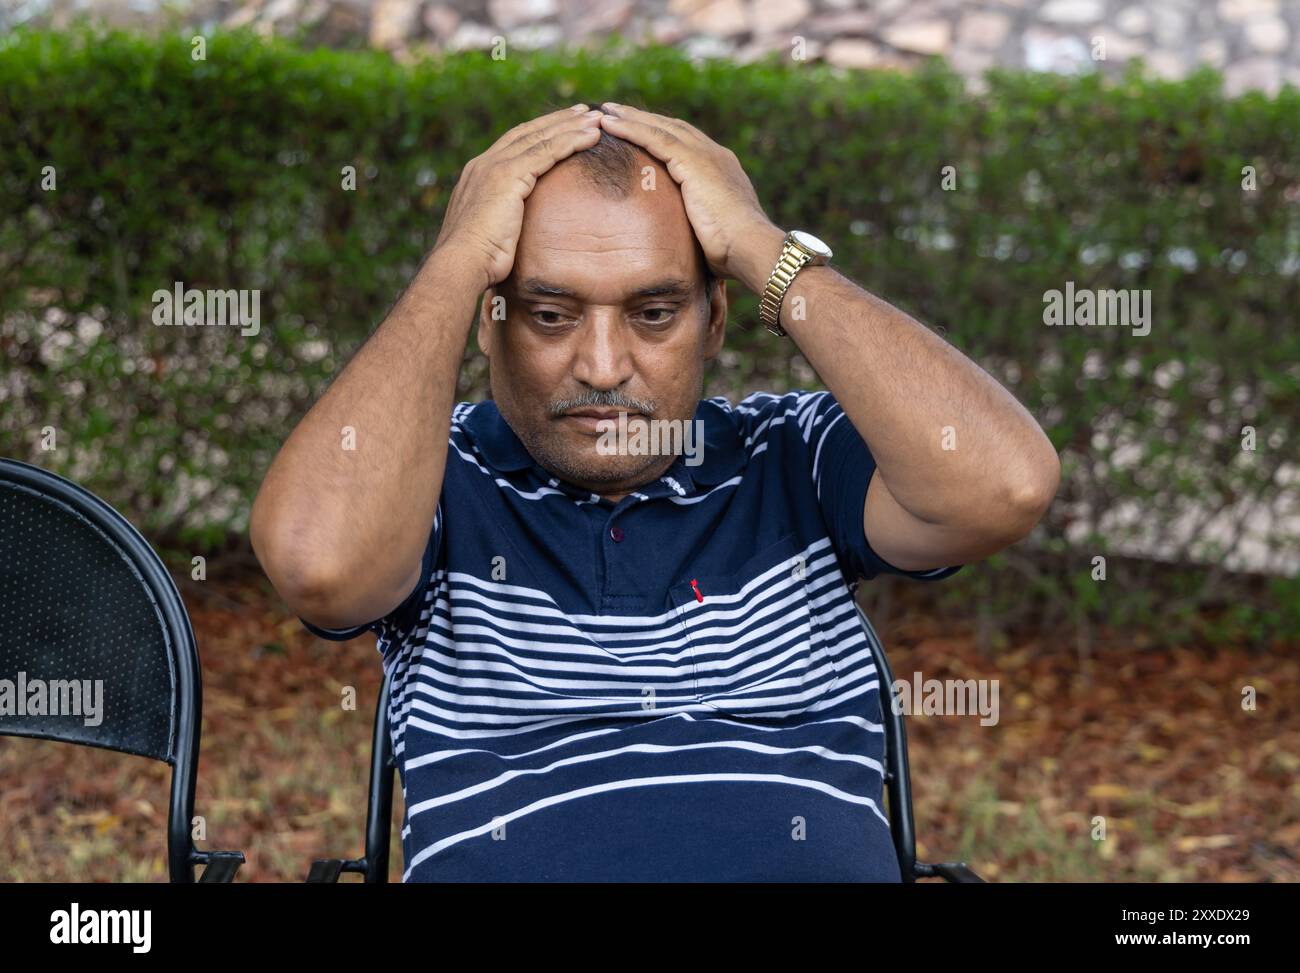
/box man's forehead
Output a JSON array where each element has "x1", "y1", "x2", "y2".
[
  {"x1": 513, "y1": 274, "x2": 697, "y2": 302},
  {"x1": 523, "y1": 157, "x2": 693, "y2": 234},
  {"x1": 512, "y1": 194, "x2": 700, "y2": 298}
]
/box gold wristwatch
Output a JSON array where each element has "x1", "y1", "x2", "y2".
[{"x1": 758, "y1": 230, "x2": 833, "y2": 337}]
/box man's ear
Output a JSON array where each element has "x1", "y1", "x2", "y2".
[
  {"x1": 703, "y1": 277, "x2": 728, "y2": 362},
  {"x1": 477, "y1": 285, "x2": 497, "y2": 359}
]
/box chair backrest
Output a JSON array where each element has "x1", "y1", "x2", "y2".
[
  {"x1": 355, "y1": 606, "x2": 919, "y2": 883},
  {"x1": 0, "y1": 458, "x2": 204, "y2": 882},
  {"x1": 361, "y1": 663, "x2": 397, "y2": 883},
  {"x1": 854, "y1": 603, "x2": 919, "y2": 883}
]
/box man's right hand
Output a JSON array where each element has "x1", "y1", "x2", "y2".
[{"x1": 435, "y1": 104, "x2": 605, "y2": 289}]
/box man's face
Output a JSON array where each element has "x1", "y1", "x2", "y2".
[{"x1": 478, "y1": 150, "x2": 727, "y2": 499}]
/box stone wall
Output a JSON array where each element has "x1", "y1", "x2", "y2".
[{"x1": 3, "y1": 0, "x2": 1297, "y2": 94}]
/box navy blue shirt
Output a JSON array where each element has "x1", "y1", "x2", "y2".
[{"x1": 306, "y1": 390, "x2": 959, "y2": 881}]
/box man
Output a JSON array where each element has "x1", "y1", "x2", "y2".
[{"x1": 250, "y1": 102, "x2": 1060, "y2": 881}]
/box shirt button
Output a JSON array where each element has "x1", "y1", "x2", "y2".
[{"x1": 609, "y1": 526, "x2": 625, "y2": 542}]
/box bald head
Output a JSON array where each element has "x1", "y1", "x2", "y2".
[{"x1": 540, "y1": 123, "x2": 716, "y2": 301}]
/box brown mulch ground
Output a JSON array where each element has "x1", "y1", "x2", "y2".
[{"x1": 1, "y1": 567, "x2": 1295, "y2": 882}]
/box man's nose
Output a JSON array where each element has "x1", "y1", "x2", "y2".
[{"x1": 571, "y1": 314, "x2": 635, "y2": 390}]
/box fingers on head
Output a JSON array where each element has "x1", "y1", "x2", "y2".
[
  {"x1": 494, "y1": 105, "x2": 585, "y2": 151},
  {"x1": 502, "y1": 111, "x2": 597, "y2": 156},
  {"x1": 517, "y1": 125, "x2": 602, "y2": 173}
]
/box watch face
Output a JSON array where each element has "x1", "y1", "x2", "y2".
[{"x1": 791, "y1": 230, "x2": 832, "y2": 258}]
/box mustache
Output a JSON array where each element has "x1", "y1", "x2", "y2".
[{"x1": 549, "y1": 390, "x2": 656, "y2": 416}]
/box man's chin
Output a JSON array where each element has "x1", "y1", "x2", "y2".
[{"x1": 540, "y1": 451, "x2": 665, "y2": 493}]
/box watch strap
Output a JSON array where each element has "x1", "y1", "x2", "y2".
[{"x1": 758, "y1": 235, "x2": 814, "y2": 337}]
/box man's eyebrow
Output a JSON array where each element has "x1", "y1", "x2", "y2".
[{"x1": 516, "y1": 277, "x2": 696, "y2": 301}]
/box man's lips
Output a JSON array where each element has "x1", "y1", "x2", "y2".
[
  {"x1": 559, "y1": 409, "x2": 646, "y2": 435},
  {"x1": 562, "y1": 408, "x2": 641, "y2": 420}
]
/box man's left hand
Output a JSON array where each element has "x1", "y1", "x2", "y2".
[{"x1": 597, "y1": 103, "x2": 780, "y2": 285}]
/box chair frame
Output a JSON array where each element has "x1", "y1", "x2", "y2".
[
  {"x1": 306, "y1": 664, "x2": 395, "y2": 883},
  {"x1": 855, "y1": 604, "x2": 984, "y2": 883},
  {"x1": 309, "y1": 605, "x2": 983, "y2": 883},
  {"x1": 0, "y1": 458, "x2": 244, "y2": 883}
]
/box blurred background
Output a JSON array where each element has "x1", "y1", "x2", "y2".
[{"x1": 0, "y1": 0, "x2": 1296, "y2": 881}]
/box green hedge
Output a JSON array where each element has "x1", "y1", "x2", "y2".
[{"x1": 1, "y1": 28, "x2": 1297, "y2": 647}]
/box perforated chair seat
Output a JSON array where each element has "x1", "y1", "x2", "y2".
[{"x1": 1, "y1": 481, "x2": 175, "y2": 758}]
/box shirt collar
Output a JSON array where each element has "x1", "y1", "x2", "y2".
[
  {"x1": 463, "y1": 400, "x2": 535, "y2": 473},
  {"x1": 462, "y1": 398, "x2": 747, "y2": 495}
]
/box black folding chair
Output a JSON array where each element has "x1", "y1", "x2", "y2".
[
  {"x1": 856, "y1": 604, "x2": 984, "y2": 882},
  {"x1": 307, "y1": 604, "x2": 984, "y2": 882},
  {"x1": 0, "y1": 458, "x2": 244, "y2": 882}
]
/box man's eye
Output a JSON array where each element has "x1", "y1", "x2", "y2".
[
  {"x1": 639, "y1": 308, "x2": 676, "y2": 326},
  {"x1": 531, "y1": 311, "x2": 571, "y2": 327}
]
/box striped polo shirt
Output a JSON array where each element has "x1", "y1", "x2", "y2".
[{"x1": 306, "y1": 390, "x2": 960, "y2": 882}]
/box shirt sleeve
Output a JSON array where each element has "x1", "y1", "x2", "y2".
[
  {"x1": 790, "y1": 390, "x2": 963, "y2": 584},
  {"x1": 300, "y1": 502, "x2": 443, "y2": 642}
]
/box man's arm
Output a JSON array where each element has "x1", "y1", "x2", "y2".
[
  {"x1": 586, "y1": 102, "x2": 1058, "y2": 572},
  {"x1": 731, "y1": 223, "x2": 1061, "y2": 572},
  {"x1": 250, "y1": 104, "x2": 605, "y2": 630},
  {"x1": 249, "y1": 250, "x2": 479, "y2": 631}
]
